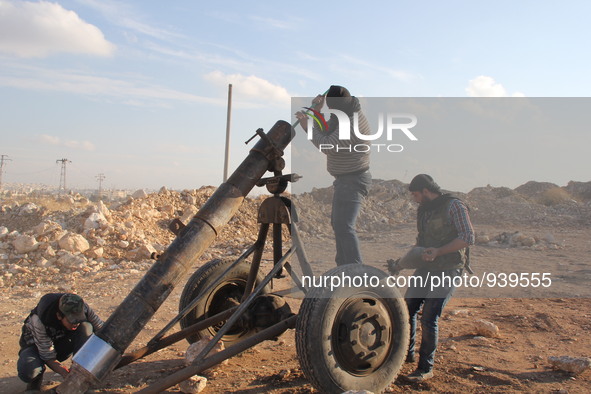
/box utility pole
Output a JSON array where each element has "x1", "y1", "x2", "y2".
[
  {"x1": 56, "y1": 158, "x2": 71, "y2": 194},
  {"x1": 0, "y1": 155, "x2": 12, "y2": 193},
  {"x1": 223, "y1": 83, "x2": 232, "y2": 182},
  {"x1": 96, "y1": 173, "x2": 105, "y2": 200}
]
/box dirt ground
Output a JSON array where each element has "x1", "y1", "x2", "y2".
[{"x1": 1, "y1": 222, "x2": 590, "y2": 393}]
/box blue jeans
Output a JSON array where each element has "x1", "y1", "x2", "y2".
[
  {"x1": 331, "y1": 171, "x2": 371, "y2": 266},
  {"x1": 405, "y1": 268, "x2": 460, "y2": 372},
  {"x1": 18, "y1": 322, "x2": 93, "y2": 383}
]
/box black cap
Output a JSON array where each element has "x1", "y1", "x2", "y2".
[
  {"x1": 409, "y1": 174, "x2": 441, "y2": 193},
  {"x1": 59, "y1": 294, "x2": 86, "y2": 324},
  {"x1": 326, "y1": 85, "x2": 353, "y2": 111}
]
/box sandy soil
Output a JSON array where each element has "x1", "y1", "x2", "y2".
[{"x1": 1, "y1": 223, "x2": 590, "y2": 393}]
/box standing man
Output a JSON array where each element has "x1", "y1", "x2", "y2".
[
  {"x1": 18, "y1": 293, "x2": 104, "y2": 392},
  {"x1": 295, "y1": 85, "x2": 372, "y2": 266},
  {"x1": 389, "y1": 174, "x2": 475, "y2": 382}
]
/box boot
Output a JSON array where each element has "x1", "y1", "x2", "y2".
[{"x1": 25, "y1": 373, "x2": 43, "y2": 393}]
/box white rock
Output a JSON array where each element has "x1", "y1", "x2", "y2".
[
  {"x1": 474, "y1": 319, "x2": 500, "y2": 338},
  {"x1": 548, "y1": 356, "x2": 591, "y2": 375},
  {"x1": 19, "y1": 202, "x2": 39, "y2": 214},
  {"x1": 136, "y1": 243, "x2": 156, "y2": 260},
  {"x1": 97, "y1": 200, "x2": 112, "y2": 220},
  {"x1": 57, "y1": 252, "x2": 87, "y2": 268},
  {"x1": 178, "y1": 375, "x2": 207, "y2": 394},
  {"x1": 0, "y1": 226, "x2": 9, "y2": 237},
  {"x1": 118, "y1": 240, "x2": 130, "y2": 249},
  {"x1": 84, "y1": 212, "x2": 108, "y2": 230},
  {"x1": 180, "y1": 206, "x2": 199, "y2": 225},
  {"x1": 185, "y1": 336, "x2": 227, "y2": 367},
  {"x1": 132, "y1": 189, "x2": 148, "y2": 199},
  {"x1": 342, "y1": 391, "x2": 375, "y2": 394},
  {"x1": 58, "y1": 233, "x2": 90, "y2": 253},
  {"x1": 87, "y1": 247, "x2": 104, "y2": 259},
  {"x1": 13, "y1": 235, "x2": 39, "y2": 253}
]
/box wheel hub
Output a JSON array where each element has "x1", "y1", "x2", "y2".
[{"x1": 332, "y1": 296, "x2": 392, "y2": 375}]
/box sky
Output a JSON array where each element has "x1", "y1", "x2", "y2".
[{"x1": 1, "y1": 0, "x2": 590, "y2": 193}]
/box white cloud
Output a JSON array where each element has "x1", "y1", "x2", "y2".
[
  {"x1": 36, "y1": 134, "x2": 95, "y2": 151},
  {"x1": 0, "y1": 0, "x2": 115, "y2": 58},
  {"x1": 466, "y1": 76, "x2": 525, "y2": 97},
  {"x1": 204, "y1": 71, "x2": 291, "y2": 107},
  {"x1": 0, "y1": 63, "x2": 223, "y2": 106}
]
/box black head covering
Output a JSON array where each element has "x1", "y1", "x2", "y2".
[
  {"x1": 325, "y1": 85, "x2": 354, "y2": 112},
  {"x1": 409, "y1": 174, "x2": 441, "y2": 193}
]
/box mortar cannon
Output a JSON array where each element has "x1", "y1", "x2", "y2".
[{"x1": 57, "y1": 119, "x2": 409, "y2": 394}]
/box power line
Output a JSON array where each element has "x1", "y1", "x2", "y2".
[
  {"x1": 0, "y1": 155, "x2": 12, "y2": 192},
  {"x1": 96, "y1": 173, "x2": 106, "y2": 199},
  {"x1": 56, "y1": 158, "x2": 71, "y2": 194}
]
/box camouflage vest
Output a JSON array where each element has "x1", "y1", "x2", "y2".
[{"x1": 417, "y1": 194, "x2": 467, "y2": 270}]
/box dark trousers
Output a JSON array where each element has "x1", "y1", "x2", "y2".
[{"x1": 17, "y1": 322, "x2": 93, "y2": 383}]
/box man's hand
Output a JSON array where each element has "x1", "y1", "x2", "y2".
[
  {"x1": 421, "y1": 248, "x2": 439, "y2": 262},
  {"x1": 46, "y1": 359, "x2": 70, "y2": 378},
  {"x1": 311, "y1": 94, "x2": 325, "y2": 109},
  {"x1": 295, "y1": 111, "x2": 309, "y2": 130},
  {"x1": 295, "y1": 94, "x2": 326, "y2": 131}
]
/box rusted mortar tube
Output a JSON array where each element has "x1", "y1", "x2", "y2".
[{"x1": 56, "y1": 120, "x2": 293, "y2": 393}]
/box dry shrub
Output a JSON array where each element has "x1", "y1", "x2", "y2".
[{"x1": 537, "y1": 187, "x2": 572, "y2": 206}]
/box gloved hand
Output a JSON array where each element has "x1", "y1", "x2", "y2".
[{"x1": 386, "y1": 258, "x2": 402, "y2": 276}]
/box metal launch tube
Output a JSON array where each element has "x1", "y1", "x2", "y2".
[{"x1": 57, "y1": 120, "x2": 293, "y2": 393}]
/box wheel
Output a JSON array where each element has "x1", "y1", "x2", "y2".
[
  {"x1": 296, "y1": 264, "x2": 409, "y2": 393},
  {"x1": 179, "y1": 258, "x2": 269, "y2": 344}
]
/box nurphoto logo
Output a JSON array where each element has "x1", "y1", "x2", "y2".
[{"x1": 304, "y1": 108, "x2": 418, "y2": 153}]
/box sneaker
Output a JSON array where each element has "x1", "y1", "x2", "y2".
[
  {"x1": 404, "y1": 368, "x2": 433, "y2": 382},
  {"x1": 25, "y1": 374, "x2": 43, "y2": 392}
]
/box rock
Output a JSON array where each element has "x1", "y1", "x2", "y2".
[
  {"x1": 449, "y1": 309, "x2": 470, "y2": 317},
  {"x1": 158, "y1": 204, "x2": 175, "y2": 216},
  {"x1": 180, "y1": 206, "x2": 199, "y2": 225},
  {"x1": 87, "y1": 247, "x2": 104, "y2": 259},
  {"x1": 475, "y1": 234, "x2": 490, "y2": 244},
  {"x1": 474, "y1": 319, "x2": 500, "y2": 338},
  {"x1": 472, "y1": 336, "x2": 491, "y2": 346},
  {"x1": 548, "y1": 356, "x2": 591, "y2": 375},
  {"x1": 132, "y1": 189, "x2": 148, "y2": 199},
  {"x1": 12, "y1": 234, "x2": 39, "y2": 253},
  {"x1": 19, "y1": 202, "x2": 39, "y2": 214},
  {"x1": 58, "y1": 233, "x2": 90, "y2": 253},
  {"x1": 84, "y1": 212, "x2": 108, "y2": 230},
  {"x1": 0, "y1": 226, "x2": 8, "y2": 237},
  {"x1": 178, "y1": 375, "x2": 207, "y2": 394},
  {"x1": 57, "y1": 252, "x2": 88, "y2": 269},
  {"x1": 185, "y1": 336, "x2": 227, "y2": 367},
  {"x1": 58, "y1": 195, "x2": 75, "y2": 205},
  {"x1": 118, "y1": 240, "x2": 130, "y2": 249},
  {"x1": 136, "y1": 243, "x2": 156, "y2": 260},
  {"x1": 543, "y1": 233, "x2": 556, "y2": 243},
  {"x1": 96, "y1": 200, "x2": 112, "y2": 220},
  {"x1": 342, "y1": 391, "x2": 375, "y2": 394}
]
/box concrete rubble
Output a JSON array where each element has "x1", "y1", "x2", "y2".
[{"x1": 1, "y1": 180, "x2": 589, "y2": 288}]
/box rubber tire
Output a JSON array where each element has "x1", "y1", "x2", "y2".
[
  {"x1": 179, "y1": 258, "x2": 269, "y2": 345},
  {"x1": 296, "y1": 264, "x2": 409, "y2": 393}
]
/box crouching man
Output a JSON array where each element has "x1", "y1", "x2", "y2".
[
  {"x1": 18, "y1": 293, "x2": 104, "y2": 392},
  {"x1": 389, "y1": 174, "x2": 475, "y2": 382}
]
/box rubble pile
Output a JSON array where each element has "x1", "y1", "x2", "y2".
[
  {"x1": 0, "y1": 186, "x2": 267, "y2": 288},
  {"x1": 1, "y1": 179, "x2": 590, "y2": 288}
]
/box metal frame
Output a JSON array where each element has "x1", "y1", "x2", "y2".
[{"x1": 116, "y1": 173, "x2": 313, "y2": 393}]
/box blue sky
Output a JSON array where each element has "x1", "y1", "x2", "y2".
[{"x1": 1, "y1": 0, "x2": 590, "y2": 192}]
